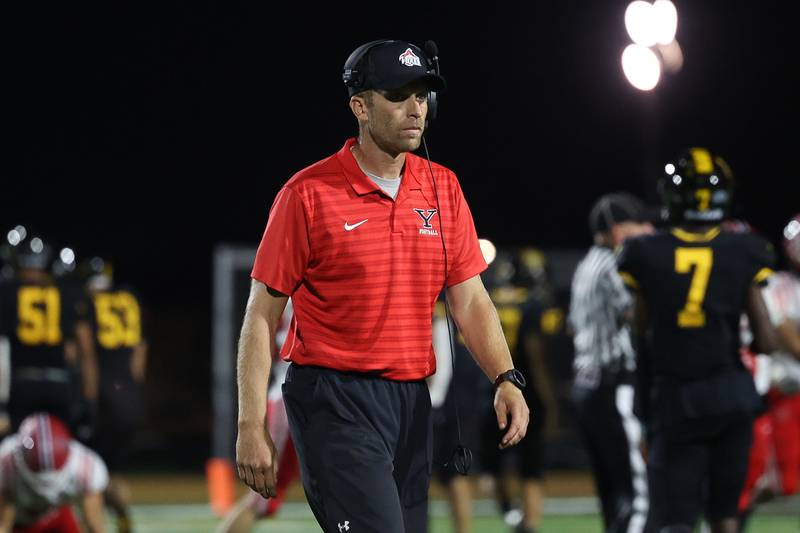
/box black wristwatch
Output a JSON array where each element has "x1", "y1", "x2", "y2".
[{"x1": 494, "y1": 369, "x2": 526, "y2": 390}]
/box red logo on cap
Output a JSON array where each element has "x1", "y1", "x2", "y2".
[{"x1": 398, "y1": 48, "x2": 422, "y2": 67}]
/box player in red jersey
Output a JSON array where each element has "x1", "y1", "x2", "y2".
[
  {"x1": 0, "y1": 413, "x2": 108, "y2": 533},
  {"x1": 738, "y1": 214, "x2": 800, "y2": 528}
]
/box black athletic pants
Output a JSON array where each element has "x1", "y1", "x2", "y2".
[
  {"x1": 573, "y1": 375, "x2": 648, "y2": 533},
  {"x1": 283, "y1": 363, "x2": 433, "y2": 533}
]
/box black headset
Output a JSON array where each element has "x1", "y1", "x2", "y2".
[
  {"x1": 343, "y1": 39, "x2": 468, "y2": 474},
  {"x1": 342, "y1": 39, "x2": 440, "y2": 125}
]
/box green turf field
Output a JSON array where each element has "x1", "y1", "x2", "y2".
[{"x1": 124, "y1": 500, "x2": 799, "y2": 532}]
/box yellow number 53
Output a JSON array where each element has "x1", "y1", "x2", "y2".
[{"x1": 94, "y1": 292, "x2": 141, "y2": 349}]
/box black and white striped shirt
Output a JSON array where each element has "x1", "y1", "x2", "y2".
[{"x1": 568, "y1": 245, "x2": 636, "y2": 389}]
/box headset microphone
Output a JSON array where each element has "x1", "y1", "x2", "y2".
[
  {"x1": 343, "y1": 39, "x2": 471, "y2": 473},
  {"x1": 424, "y1": 40, "x2": 440, "y2": 74}
]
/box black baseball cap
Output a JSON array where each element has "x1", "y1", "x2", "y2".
[
  {"x1": 343, "y1": 40, "x2": 447, "y2": 97},
  {"x1": 588, "y1": 192, "x2": 655, "y2": 234}
]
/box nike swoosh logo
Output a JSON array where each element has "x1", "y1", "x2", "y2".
[{"x1": 344, "y1": 219, "x2": 368, "y2": 231}]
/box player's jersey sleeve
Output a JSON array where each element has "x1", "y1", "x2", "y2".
[
  {"x1": 0, "y1": 282, "x2": 15, "y2": 336},
  {"x1": 445, "y1": 177, "x2": 488, "y2": 287},
  {"x1": 120, "y1": 288, "x2": 145, "y2": 346},
  {"x1": 0, "y1": 436, "x2": 17, "y2": 495},
  {"x1": 602, "y1": 265, "x2": 633, "y2": 317},
  {"x1": 59, "y1": 284, "x2": 92, "y2": 341},
  {"x1": 743, "y1": 234, "x2": 776, "y2": 286},
  {"x1": 71, "y1": 443, "x2": 109, "y2": 494},
  {"x1": 84, "y1": 291, "x2": 98, "y2": 335},
  {"x1": 616, "y1": 236, "x2": 645, "y2": 291},
  {"x1": 519, "y1": 301, "x2": 543, "y2": 339},
  {"x1": 251, "y1": 186, "x2": 311, "y2": 296},
  {"x1": 762, "y1": 272, "x2": 800, "y2": 327}
]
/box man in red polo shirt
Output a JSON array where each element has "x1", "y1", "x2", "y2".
[{"x1": 235, "y1": 39, "x2": 529, "y2": 533}]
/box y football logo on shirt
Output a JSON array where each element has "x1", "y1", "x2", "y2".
[{"x1": 414, "y1": 208, "x2": 438, "y2": 236}]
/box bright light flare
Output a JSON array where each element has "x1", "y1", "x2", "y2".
[
  {"x1": 59, "y1": 247, "x2": 76, "y2": 265},
  {"x1": 625, "y1": 1, "x2": 658, "y2": 47},
  {"x1": 657, "y1": 39, "x2": 683, "y2": 73},
  {"x1": 478, "y1": 238, "x2": 497, "y2": 265},
  {"x1": 622, "y1": 44, "x2": 662, "y2": 91},
  {"x1": 653, "y1": 1, "x2": 678, "y2": 44}
]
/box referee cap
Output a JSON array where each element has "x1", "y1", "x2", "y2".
[{"x1": 588, "y1": 192, "x2": 653, "y2": 234}]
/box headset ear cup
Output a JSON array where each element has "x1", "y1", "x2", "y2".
[{"x1": 426, "y1": 91, "x2": 438, "y2": 128}]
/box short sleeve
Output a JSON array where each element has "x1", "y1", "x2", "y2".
[
  {"x1": 745, "y1": 234, "x2": 776, "y2": 286},
  {"x1": 0, "y1": 437, "x2": 17, "y2": 494},
  {"x1": 74, "y1": 444, "x2": 109, "y2": 494},
  {"x1": 251, "y1": 187, "x2": 311, "y2": 295},
  {"x1": 518, "y1": 301, "x2": 544, "y2": 338},
  {"x1": 87, "y1": 451, "x2": 109, "y2": 493},
  {"x1": 616, "y1": 237, "x2": 643, "y2": 291},
  {"x1": 0, "y1": 284, "x2": 9, "y2": 336},
  {"x1": 603, "y1": 267, "x2": 634, "y2": 316},
  {"x1": 761, "y1": 273, "x2": 800, "y2": 327},
  {"x1": 445, "y1": 179, "x2": 487, "y2": 287},
  {"x1": 59, "y1": 285, "x2": 91, "y2": 340}
]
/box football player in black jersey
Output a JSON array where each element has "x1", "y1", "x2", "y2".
[
  {"x1": 82, "y1": 256, "x2": 147, "y2": 533},
  {"x1": 617, "y1": 148, "x2": 777, "y2": 533},
  {"x1": 0, "y1": 227, "x2": 98, "y2": 433},
  {"x1": 481, "y1": 248, "x2": 554, "y2": 533}
]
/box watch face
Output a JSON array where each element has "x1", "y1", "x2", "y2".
[{"x1": 495, "y1": 369, "x2": 527, "y2": 389}]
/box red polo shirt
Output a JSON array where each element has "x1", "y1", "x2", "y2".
[{"x1": 252, "y1": 138, "x2": 487, "y2": 380}]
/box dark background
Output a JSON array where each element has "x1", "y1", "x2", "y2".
[{"x1": 5, "y1": 2, "x2": 796, "y2": 468}]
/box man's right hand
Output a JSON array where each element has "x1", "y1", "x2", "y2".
[{"x1": 236, "y1": 424, "x2": 278, "y2": 499}]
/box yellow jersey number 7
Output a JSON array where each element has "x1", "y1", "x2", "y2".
[{"x1": 674, "y1": 247, "x2": 713, "y2": 328}]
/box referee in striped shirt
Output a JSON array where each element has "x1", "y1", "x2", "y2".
[{"x1": 568, "y1": 192, "x2": 653, "y2": 533}]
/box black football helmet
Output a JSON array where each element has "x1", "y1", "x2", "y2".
[
  {"x1": 659, "y1": 147, "x2": 734, "y2": 225},
  {"x1": 513, "y1": 246, "x2": 548, "y2": 290},
  {"x1": 52, "y1": 246, "x2": 78, "y2": 277},
  {"x1": 78, "y1": 255, "x2": 114, "y2": 290},
  {"x1": 482, "y1": 249, "x2": 516, "y2": 291}
]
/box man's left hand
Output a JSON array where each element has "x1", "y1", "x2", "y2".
[{"x1": 494, "y1": 382, "x2": 530, "y2": 449}]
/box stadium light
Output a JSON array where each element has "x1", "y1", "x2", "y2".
[
  {"x1": 30, "y1": 238, "x2": 44, "y2": 254},
  {"x1": 785, "y1": 219, "x2": 800, "y2": 241},
  {"x1": 657, "y1": 39, "x2": 684, "y2": 74},
  {"x1": 7, "y1": 225, "x2": 27, "y2": 246},
  {"x1": 59, "y1": 247, "x2": 76, "y2": 265},
  {"x1": 622, "y1": 1, "x2": 680, "y2": 90},
  {"x1": 626, "y1": 0, "x2": 678, "y2": 47},
  {"x1": 653, "y1": 0, "x2": 678, "y2": 45},
  {"x1": 622, "y1": 44, "x2": 661, "y2": 91},
  {"x1": 625, "y1": 1, "x2": 658, "y2": 47}
]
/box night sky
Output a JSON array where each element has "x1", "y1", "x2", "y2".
[{"x1": 6, "y1": 2, "x2": 797, "y2": 463}]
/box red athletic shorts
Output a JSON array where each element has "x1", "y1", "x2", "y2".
[
  {"x1": 739, "y1": 392, "x2": 800, "y2": 510},
  {"x1": 13, "y1": 506, "x2": 80, "y2": 533}
]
